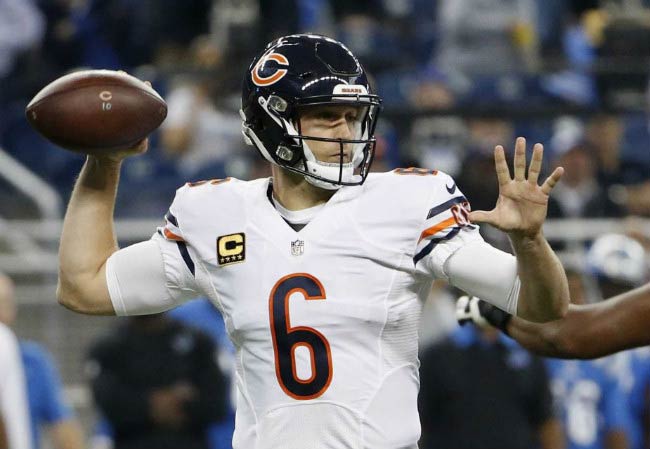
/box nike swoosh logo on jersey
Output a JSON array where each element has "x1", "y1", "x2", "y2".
[{"x1": 446, "y1": 182, "x2": 457, "y2": 194}]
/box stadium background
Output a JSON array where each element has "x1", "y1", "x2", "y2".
[{"x1": 1, "y1": 0, "x2": 650, "y2": 447}]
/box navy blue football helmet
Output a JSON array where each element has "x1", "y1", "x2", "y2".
[{"x1": 240, "y1": 34, "x2": 382, "y2": 189}]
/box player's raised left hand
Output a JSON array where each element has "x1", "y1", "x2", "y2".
[{"x1": 468, "y1": 137, "x2": 563, "y2": 239}]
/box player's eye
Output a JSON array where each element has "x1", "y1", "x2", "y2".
[
  {"x1": 346, "y1": 112, "x2": 359, "y2": 122},
  {"x1": 317, "y1": 111, "x2": 339, "y2": 121}
]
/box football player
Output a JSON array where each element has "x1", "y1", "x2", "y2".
[
  {"x1": 0, "y1": 321, "x2": 32, "y2": 449},
  {"x1": 457, "y1": 234, "x2": 650, "y2": 359},
  {"x1": 57, "y1": 34, "x2": 569, "y2": 448}
]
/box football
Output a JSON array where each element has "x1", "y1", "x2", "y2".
[{"x1": 25, "y1": 69, "x2": 167, "y2": 155}]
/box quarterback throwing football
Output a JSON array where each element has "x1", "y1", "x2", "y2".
[{"x1": 57, "y1": 34, "x2": 569, "y2": 448}]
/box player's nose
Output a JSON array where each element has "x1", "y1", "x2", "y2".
[{"x1": 334, "y1": 120, "x2": 354, "y2": 140}]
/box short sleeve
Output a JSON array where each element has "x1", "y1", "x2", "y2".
[{"x1": 106, "y1": 188, "x2": 201, "y2": 315}]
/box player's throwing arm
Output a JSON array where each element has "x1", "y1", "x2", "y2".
[{"x1": 26, "y1": 71, "x2": 165, "y2": 314}]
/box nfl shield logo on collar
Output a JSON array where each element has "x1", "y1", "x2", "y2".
[{"x1": 291, "y1": 239, "x2": 304, "y2": 256}]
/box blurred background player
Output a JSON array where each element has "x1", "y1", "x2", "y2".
[
  {"x1": 544, "y1": 265, "x2": 633, "y2": 449},
  {"x1": 166, "y1": 298, "x2": 235, "y2": 449},
  {"x1": 0, "y1": 273, "x2": 84, "y2": 449},
  {"x1": 419, "y1": 319, "x2": 561, "y2": 449},
  {"x1": 91, "y1": 299, "x2": 236, "y2": 449},
  {"x1": 0, "y1": 315, "x2": 32, "y2": 449},
  {"x1": 458, "y1": 234, "x2": 650, "y2": 448},
  {"x1": 584, "y1": 235, "x2": 650, "y2": 449},
  {"x1": 86, "y1": 312, "x2": 229, "y2": 449}
]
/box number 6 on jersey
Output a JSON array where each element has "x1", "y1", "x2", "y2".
[{"x1": 269, "y1": 273, "x2": 333, "y2": 399}]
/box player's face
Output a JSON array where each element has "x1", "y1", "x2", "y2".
[{"x1": 298, "y1": 104, "x2": 364, "y2": 164}]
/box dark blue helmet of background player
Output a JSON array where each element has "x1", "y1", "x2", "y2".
[{"x1": 240, "y1": 34, "x2": 382, "y2": 190}]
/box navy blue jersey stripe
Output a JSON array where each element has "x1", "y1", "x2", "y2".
[
  {"x1": 165, "y1": 211, "x2": 179, "y2": 227},
  {"x1": 413, "y1": 227, "x2": 462, "y2": 265},
  {"x1": 176, "y1": 241, "x2": 195, "y2": 276},
  {"x1": 426, "y1": 196, "x2": 467, "y2": 219}
]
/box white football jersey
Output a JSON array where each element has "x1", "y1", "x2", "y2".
[{"x1": 110, "y1": 169, "x2": 489, "y2": 449}]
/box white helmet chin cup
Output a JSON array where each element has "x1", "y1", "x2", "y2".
[
  {"x1": 303, "y1": 161, "x2": 357, "y2": 190},
  {"x1": 300, "y1": 137, "x2": 361, "y2": 189}
]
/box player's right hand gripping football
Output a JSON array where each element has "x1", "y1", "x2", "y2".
[
  {"x1": 95, "y1": 138, "x2": 149, "y2": 163},
  {"x1": 92, "y1": 76, "x2": 152, "y2": 163},
  {"x1": 468, "y1": 137, "x2": 563, "y2": 238}
]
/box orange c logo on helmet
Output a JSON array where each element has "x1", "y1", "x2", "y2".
[{"x1": 252, "y1": 52, "x2": 289, "y2": 87}]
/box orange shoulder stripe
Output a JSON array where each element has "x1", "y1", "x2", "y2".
[
  {"x1": 418, "y1": 216, "x2": 456, "y2": 243},
  {"x1": 164, "y1": 228, "x2": 184, "y2": 242}
]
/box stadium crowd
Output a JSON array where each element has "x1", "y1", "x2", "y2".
[{"x1": 1, "y1": 0, "x2": 650, "y2": 448}]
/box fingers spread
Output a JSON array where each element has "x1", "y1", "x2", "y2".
[
  {"x1": 541, "y1": 166, "x2": 564, "y2": 195},
  {"x1": 514, "y1": 136, "x2": 526, "y2": 181},
  {"x1": 527, "y1": 143, "x2": 544, "y2": 185},
  {"x1": 494, "y1": 146, "x2": 510, "y2": 186}
]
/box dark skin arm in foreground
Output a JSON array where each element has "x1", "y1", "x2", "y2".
[{"x1": 507, "y1": 283, "x2": 650, "y2": 358}]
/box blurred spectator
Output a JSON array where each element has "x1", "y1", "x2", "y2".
[
  {"x1": 295, "y1": 0, "x2": 334, "y2": 35},
  {"x1": 594, "y1": 2, "x2": 650, "y2": 104},
  {"x1": 408, "y1": 67, "x2": 455, "y2": 111},
  {"x1": 435, "y1": 0, "x2": 539, "y2": 78},
  {"x1": 331, "y1": 1, "x2": 406, "y2": 74},
  {"x1": 0, "y1": 274, "x2": 84, "y2": 449},
  {"x1": 86, "y1": 313, "x2": 228, "y2": 449},
  {"x1": 0, "y1": 0, "x2": 44, "y2": 107},
  {"x1": 167, "y1": 299, "x2": 235, "y2": 449},
  {"x1": 407, "y1": 116, "x2": 465, "y2": 177},
  {"x1": 455, "y1": 118, "x2": 514, "y2": 212},
  {"x1": 585, "y1": 114, "x2": 631, "y2": 187},
  {"x1": 539, "y1": 6, "x2": 599, "y2": 105},
  {"x1": 0, "y1": 0, "x2": 44, "y2": 78},
  {"x1": 0, "y1": 319, "x2": 31, "y2": 449},
  {"x1": 161, "y1": 73, "x2": 248, "y2": 180},
  {"x1": 258, "y1": 0, "x2": 300, "y2": 45},
  {"x1": 71, "y1": 0, "x2": 212, "y2": 70},
  {"x1": 419, "y1": 323, "x2": 561, "y2": 449},
  {"x1": 546, "y1": 116, "x2": 623, "y2": 218},
  {"x1": 582, "y1": 114, "x2": 650, "y2": 216},
  {"x1": 91, "y1": 299, "x2": 236, "y2": 449},
  {"x1": 4, "y1": 0, "x2": 84, "y2": 106}
]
